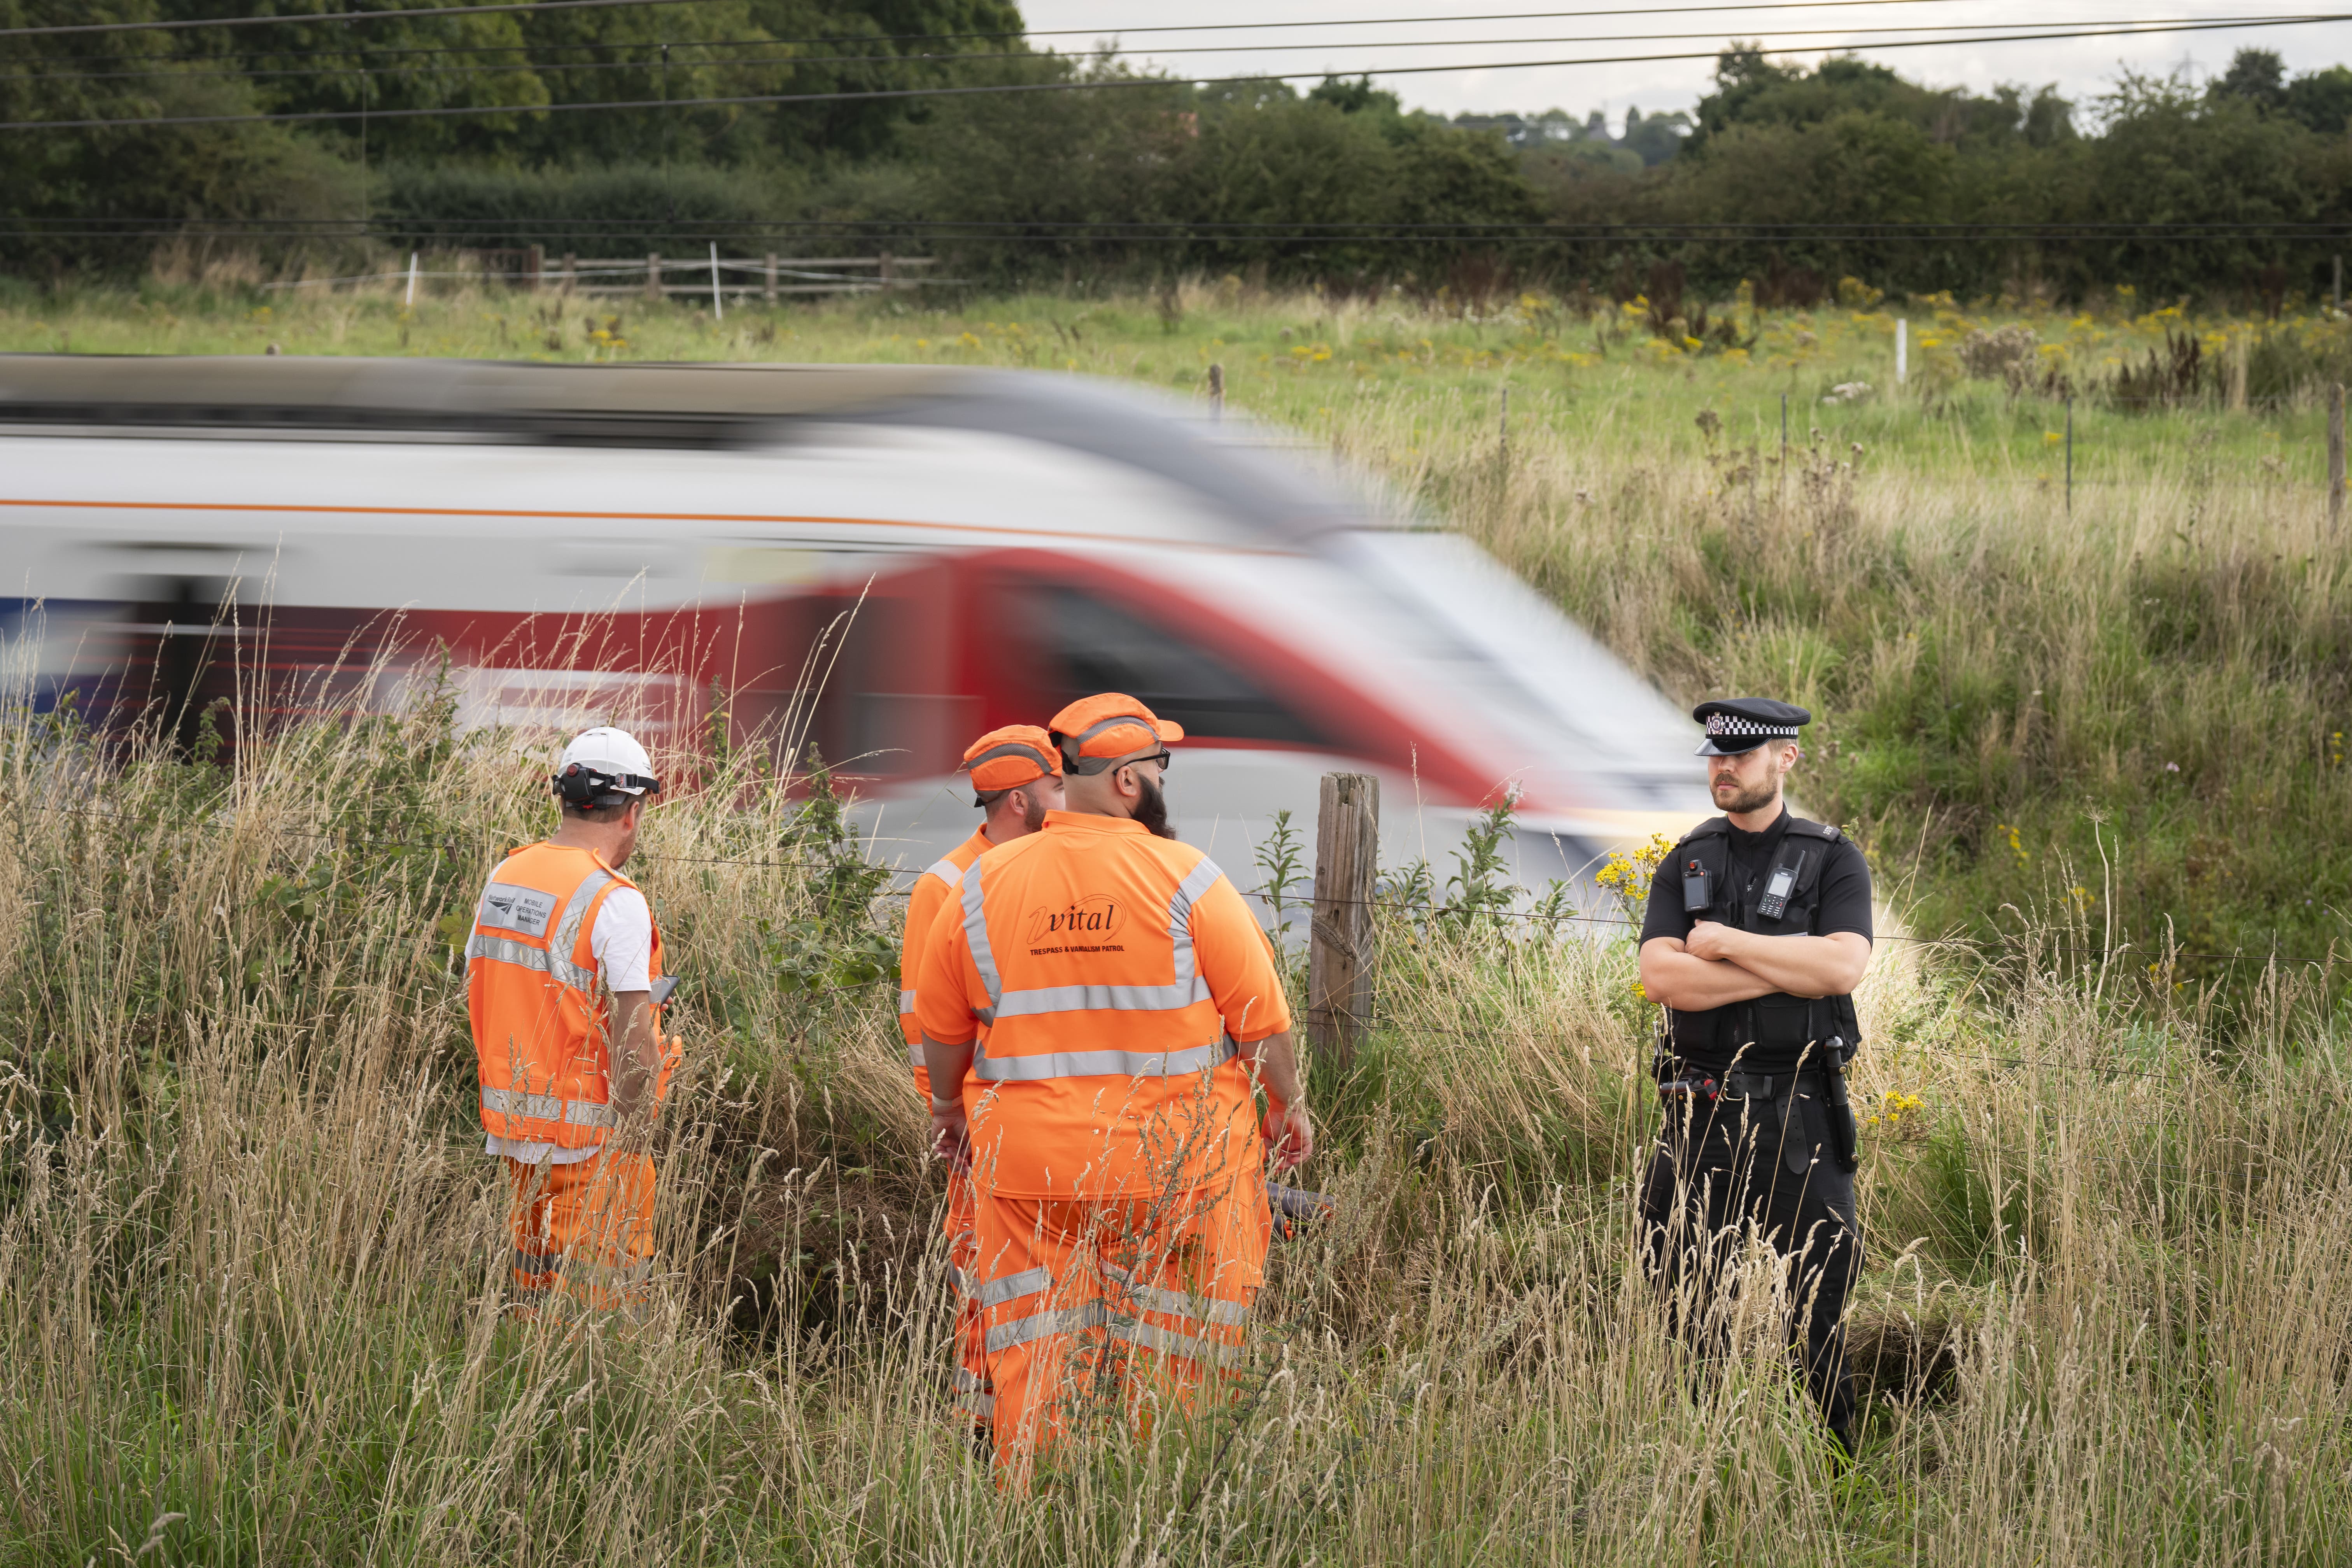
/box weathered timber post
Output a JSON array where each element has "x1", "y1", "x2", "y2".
[
  {"x1": 561, "y1": 252, "x2": 577, "y2": 297},
  {"x1": 764, "y1": 252, "x2": 778, "y2": 304},
  {"x1": 1207, "y1": 362, "x2": 1224, "y2": 421},
  {"x1": 2065, "y1": 397, "x2": 2074, "y2": 518},
  {"x1": 2330, "y1": 383, "x2": 2346, "y2": 529},
  {"x1": 644, "y1": 253, "x2": 662, "y2": 304},
  {"x1": 1308, "y1": 771, "x2": 1379, "y2": 1077},
  {"x1": 527, "y1": 244, "x2": 544, "y2": 291}
]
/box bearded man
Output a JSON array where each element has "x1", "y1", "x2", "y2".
[{"x1": 1636, "y1": 697, "x2": 1876, "y2": 1458}]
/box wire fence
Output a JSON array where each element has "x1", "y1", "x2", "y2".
[{"x1": 15, "y1": 796, "x2": 2339, "y2": 974}]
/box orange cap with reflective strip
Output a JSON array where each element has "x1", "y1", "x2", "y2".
[
  {"x1": 960, "y1": 725, "x2": 1061, "y2": 792},
  {"x1": 1048, "y1": 693, "x2": 1184, "y2": 773}
]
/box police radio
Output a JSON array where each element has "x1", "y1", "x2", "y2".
[
  {"x1": 1757, "y1": 848, "x2": 1812, "y2": 921},
  {"x1": 1681, "y1": 857, "x2": 1710, "y2": 914}
]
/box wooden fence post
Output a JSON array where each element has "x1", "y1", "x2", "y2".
[
  {"x1": 879, "y1": 250, "x2": 896, "y2": 291},
  {"x1": 527, "y1": 244, "x2": 544, "y2": 291},
  {"x1": 1207, "y1": 362, "x2": 1224, "y2": 422},
  {"x1": 644, "y1": 253, "x2": 662, "y2": 304},
  {"x1": 561, "y1": 252, "x2": 577, "y2": 297},
  {"x1": 764, "y1": 252, "x2": 778, "y2": 304},
  {"x1": 2330, "y1": 383, "x2": 2345, "y2": 529},
  {"x1": 1308, "y1": 771, "x2": 1378, "y2": 1077}
]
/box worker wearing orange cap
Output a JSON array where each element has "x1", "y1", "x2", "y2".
[
  {"x1": 914, "y1": 692, "x2": 1313, "y2": 1480},
  {"x1": 898, "y1": 724, "x2": 1064, "y2": 1428}
]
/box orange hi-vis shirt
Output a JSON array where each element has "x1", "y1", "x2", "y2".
[
  {"x1": 898, "y1": 827, "x2": 994, "y2": 1098},
  {"x1": 468, "y1": 842, "x2": 669, "y2": 1150},
  {"x1": 914, "y1": 810, "x2": 1292, "y2": 1199}
]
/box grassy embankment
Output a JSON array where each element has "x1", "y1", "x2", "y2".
[
  {"x1": 7, "y1": 274, "x2": 2347, "y2": 982},
  {"x1": 0, "y1": 279, "x2": 2348, "y2": 1563}
]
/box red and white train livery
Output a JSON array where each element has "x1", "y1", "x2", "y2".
[{"x1": 0, "y1": 354, "x2": 1707, "y2": 883}]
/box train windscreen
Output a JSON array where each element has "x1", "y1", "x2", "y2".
[{"x1": 1014, "y1": 582, "x2": 1329, "y2": 748}]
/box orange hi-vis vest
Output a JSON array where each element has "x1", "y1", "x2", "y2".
[
  {"x1": 914, "y1": 811, "x2": 1293, "y2": 1198},
  {"x1": 899, "y1": 828, "x2": 994, "y2": 1097},
  {"x1": 468, "y1": 841, "x2": 667, "y2": 1150}
]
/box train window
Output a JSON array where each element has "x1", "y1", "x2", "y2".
[{"x1": 1020, "y1": 582, "x2": 1327, "y2": 746}]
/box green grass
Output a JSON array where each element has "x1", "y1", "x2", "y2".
[{"x1": 3, "y1": 275, "x2": 2351, "y2": 1562}]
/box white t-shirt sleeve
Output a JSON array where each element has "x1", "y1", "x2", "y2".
[{"x1": 589, "y1": 886, "x2": 654, "y2": 993}]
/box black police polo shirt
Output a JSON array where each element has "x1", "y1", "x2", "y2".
[{"x1": 1639, "y1": 808, "x2": 1874, "y2": 949}]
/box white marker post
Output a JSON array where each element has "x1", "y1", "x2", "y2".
[
  {"x1": 710, "y1": 242, "x2": 723, "y2": 321},
  {"x1": 1895, "y1": 317, "x2": 1908, "y2": 385},
  {"x1": 404, "y1": 251, "x2": 419, "y2": 308}
]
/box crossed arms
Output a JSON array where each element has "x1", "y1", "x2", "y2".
[{"x1": 1638, "y1": 922, "x2": 1872, "y2": 1011}]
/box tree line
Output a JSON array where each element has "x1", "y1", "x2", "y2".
[{"x1": 3, "y1": 0, "x2": 2348, "y2": 307}]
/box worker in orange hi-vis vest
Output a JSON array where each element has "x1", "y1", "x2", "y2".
[
  {"x1": 914, "y1": 692, "x2": 1313, "y2": 1480},
  {"x1": 468, "y1": 726, "x2": 677, "y2": 1315},
  {"x1": 897, "y1": 724, "x2": 1064, "y2": 1428}
]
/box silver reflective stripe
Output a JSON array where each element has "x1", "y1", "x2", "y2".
[
  {"x1": 992, "y1": 978, "x2": 1211, "y2": 1019},
  {"x1": 955, "y1": 1389, "x2": 996, "y2": 1418},
  {"x1": 1110, "y1": 1316, "x2": 1236, "y2": 1366},
  {"x1": 963, "y1": 739, "x2": 1055, "y2": 776},
  {"x1": 1068, "y1": 714, "x2": 1153, "y2": 749},
  {"x1": 513, "y1": 1250, "x2": 560, "y2": 1275},
  {"x1": 1165, "y1": 856, "x2": 1224, "y2": 988},
  {"x1": 976, "y1": 1266, "x2": 1053, "y2": 1308},
  {"x1": 466, "y1": 931, "x2": 595, "y2": 992},
  {"x1": 982, "y1": 1299, "x2": 1238, "y2": 1361},
  {"x1": 547, "y1": 866, "x2": 615, "y2": 986},
  {"x1": 560, "y1": 1255, "x2": 653, "y2": 1287},
  {"x1": 961, "y1": 857, "x2": 1003, "y2": 1010},
  {"x1": 1126, "y1": 1283, "x2": 1250, "y2": 1327},
  {"x1": 987, "y1": 1301, "x2": 1105, "y2": 1352},
  {"x1": 481, "y1": 1086, "x2": 616, "y2": 1130},
  {"x1": 924, "y1": 858, "x2": 967, "y2": 891},
  {"x1": 906, "y1": 1040, "x2": 927, "y2": 1068},
  {"x1": 952, "y1": 1367, "x2": 988, "y2": 1393},
  {"x1": 947, "y1": 1263, "x2": 971, "y2": 1298},
  {"x1": 898, "y1": 988, "x2": 918, "y2": 1014},
  {"x1": 980, "y1": 854, "x2": 1225, "y2": 1026},
  {"x1": 973, "y1": 1037, "x2": 1235, "y2": 1084}
]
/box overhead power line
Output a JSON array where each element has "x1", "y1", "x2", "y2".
[
  {"x1": 2, "y1": 14, "x2": 2340, "y2": 131},
  {"x1": 0, "y1": 0, "x2": 733, "y2": 41},
  {"x1": 0, "y1": 0, "x2": 2021, "y2": 47},
  {"x1": 7, "y1": 13, "x2": 2312, "y2": 86},
  {"x1": 7, "y1": 221, "x2": 2347, "y2": 240}
]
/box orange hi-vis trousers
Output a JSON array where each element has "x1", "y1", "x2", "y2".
[
  {"x1": 507, "y1": 1150, "x2": 656, "y2": 1313},
  {"x1": 943, "y1": 1166, "x2": 991, "y2": 1423},
  {"x1": 970, "y1": 1171, "x2": 1270, "y2": 1480}
]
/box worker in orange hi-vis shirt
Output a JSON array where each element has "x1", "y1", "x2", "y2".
[
  {"x1": 898, "y1": 724, "x2": 1064, "y2": 1428},
  {"x1": 914, "y1": 692, "x2": 1313, "y2": 1480},
  {"x1": 468, "y1": 726, "x2": 677, "y2": 1316}
]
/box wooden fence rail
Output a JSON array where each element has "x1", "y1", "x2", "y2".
[{"x1": 544, "y1": 251, "x2": 936, "y2": 300}]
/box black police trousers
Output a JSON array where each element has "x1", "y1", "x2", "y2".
[{"x1": 1637, "y1": 1074, "x2": 1861, "y2": 1442}]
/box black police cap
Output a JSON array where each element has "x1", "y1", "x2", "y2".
[{"x1": 1693, "y1": 697, "x2": 1811, "y2": 756}]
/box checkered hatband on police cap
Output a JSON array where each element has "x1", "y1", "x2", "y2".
[{"x1": 1704, "y1": 711, "x2": 1800, "y2": 740}]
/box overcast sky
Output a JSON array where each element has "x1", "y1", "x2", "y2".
[{"x1": 1012, "y1": 2, "x2": 2351, "y2": 130}]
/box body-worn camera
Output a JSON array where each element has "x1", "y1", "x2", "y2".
[{"x1": 1681, "y1": 857, "x2": 1711, "y2": 914}]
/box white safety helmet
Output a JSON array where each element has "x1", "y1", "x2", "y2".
[{"x1": 553, "y1": 726, "x2": 662, "y2": 809}]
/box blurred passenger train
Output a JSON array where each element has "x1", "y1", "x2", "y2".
[{"x1": 0, "y1": 354, "x2": 1706, "y2": 881}]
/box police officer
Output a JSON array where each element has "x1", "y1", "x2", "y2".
[{"x1": 1636, "y1": 697, "x2": 1874, "y2": 1454}]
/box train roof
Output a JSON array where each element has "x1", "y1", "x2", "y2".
[{"x1": 0, "y1": 354, "x2": 1366, "y2": 545}]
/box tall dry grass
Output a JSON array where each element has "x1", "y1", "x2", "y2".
[
  {"x1": 1326, "y1": 374, "x2": 2352, "y2": 990},
  {"x1": 0, "y1": 644, "x2": 2345, "y2": 1563}
]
